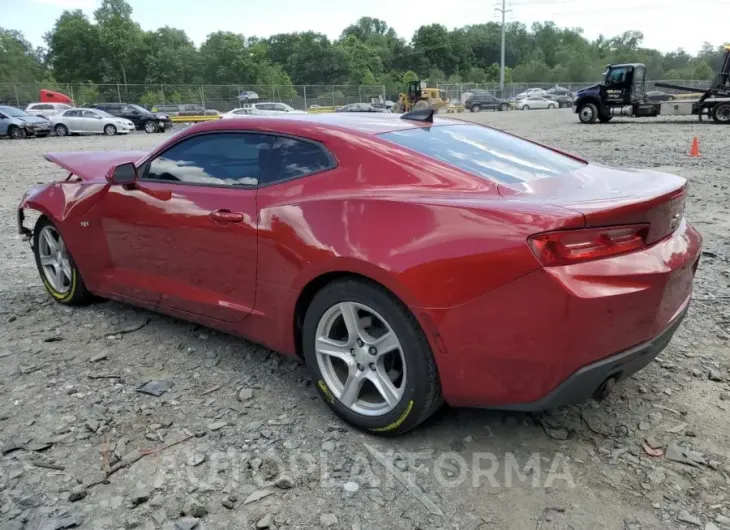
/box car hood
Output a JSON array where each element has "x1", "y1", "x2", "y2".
[
  {"x1": 44, "y1": 151, "x2": 147, "y2": 181},
  {"x1": 18, "y1": 115, "x2": 49, "y2": 124},
  {"x1": 576, "y1": 84, "x2": 600, "y2": 96}
]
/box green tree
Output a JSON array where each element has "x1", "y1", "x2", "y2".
[
  {"x1": 0, "y1": 28, "x2": 47, "y2": 83},
  {"x1": 144, "y1": 27, "x2": 200, "y2": 84},
  {"x1": 76, "y1": 81, "x2": 100, "y2": 105},
  {"x1": 93, "y1": 0, "x2": 145, "y2": 84},
  {"x1": 43, "y1": 11, "x2": 101, "y2": 82}
]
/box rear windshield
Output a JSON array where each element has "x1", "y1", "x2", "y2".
[{"x1": 380, "y1": 124, "x2": 585, "y2": 184}]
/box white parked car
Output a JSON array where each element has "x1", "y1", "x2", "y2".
[
  {"x1": 51, "y1": 108, "x2": 136, "y2": 136},
  {"x1": 221, "y1": 108, "x2": 259, "y2": 119},
  {"x1": 25, "y1": 102, "x2": 74, "y2": 119},
  {"x1": 516, "y1": 96, "x2": 557, "y2": 110},
  {"x1": 515, "y1": 88, "x2": 547, "y2": 99},
  {"x1": 245, "y1": 102, "x2": 307, "y2": 115}
]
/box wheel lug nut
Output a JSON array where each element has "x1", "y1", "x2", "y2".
[
  {"x1": 369, "y1": 347, "x2": 377, "y2": 355},
  {"x1": 350, "y1": 349, "x2": 355, "y2": 356},
  {"x1": 356, "y1": 339, "x2": 363, "y2": 347},
  {"x1": 369, "y1": 363, "x2": 376, "y2": 371},
  {"x1": 357, "y1": 364, "x2": 364, "y2": 371}
]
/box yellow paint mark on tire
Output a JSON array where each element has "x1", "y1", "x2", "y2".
[
  {"x1": 371, "y1": 400, "x2": 414, "y2": 432},
  {"x1": 317, "y1": 380, "x2": 335, "y2": 404},
  {"x1": 41, "y1": 269, "x2": 76, "y2": 303}
]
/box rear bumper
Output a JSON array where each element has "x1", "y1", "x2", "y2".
[
  {"x1": 432, "y1": 218, "x2": 702, "y2": 408},
  {"x1": 498, "y1": 298, "x2": 689, "y2": 411}
]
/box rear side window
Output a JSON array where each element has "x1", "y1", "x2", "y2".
[
  {"x1": 260, "y1": 137, "x2": 334, "y2": 186},
  {"x1": 380, "y1": 124, "x2": 585, "y2": 184}
]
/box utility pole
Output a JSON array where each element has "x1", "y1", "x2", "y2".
[{"x1": 495, "y1": 0, "x2": 511, "y2": 96}]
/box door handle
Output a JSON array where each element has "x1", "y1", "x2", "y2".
[{"x1": 210, "y1": 210, "x2": 244, "y2": 223}]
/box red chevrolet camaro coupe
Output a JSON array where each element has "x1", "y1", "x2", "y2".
[{"x1": 18, "y1": 110, "x2": 702, "y2": 435}]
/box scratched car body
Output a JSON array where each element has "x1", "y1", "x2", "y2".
[{"x1": 17, "y1": 112, "x2": 702, "y2": 435}]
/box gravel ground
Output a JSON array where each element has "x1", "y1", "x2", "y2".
[{"x1": 0, "y1": 111, "x2": 729, "y2": 530}]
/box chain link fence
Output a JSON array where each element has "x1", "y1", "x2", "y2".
[
  {"x1": 438, "y1": 80, "x2": 712, "y2": 103},
  {"x1": 0, "y1": 83, "x2": 387, "y2": 111}
]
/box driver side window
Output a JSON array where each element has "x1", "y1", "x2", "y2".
[
  {"x1": 606, "y1": 68, "x2": 627, "y2": 85},
  {"x1": 143, "y1": 132, "x2": 275, "y2": 187}
]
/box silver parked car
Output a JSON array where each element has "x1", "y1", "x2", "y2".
[
  {"x1": 51, "y1": 108, "x2": 136, "y2": 136},
  {"x1": 25, "y1": 102, "x2": 73, "y2": 119},
  {"x1": 516, "y1": 96, "x2": 558, "y2": 110}
]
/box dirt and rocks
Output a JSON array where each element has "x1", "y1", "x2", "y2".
[{"x1": 0, "y1": 110, "x2": 729, "y2": 530}]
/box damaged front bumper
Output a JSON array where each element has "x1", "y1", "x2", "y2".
[{"x1": 17, "y1": 208, "x2": 32, "y2": 240}]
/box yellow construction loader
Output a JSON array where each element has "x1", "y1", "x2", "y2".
[{"x1": 391, "y1": 81, "x2": 463, "y2": 113}]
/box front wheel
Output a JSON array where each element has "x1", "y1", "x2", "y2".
[
  {"x1": 303, "y1": 279, "x2": 442, "y2": 436},
  {"x1": 471, "y1": 104, "x2": 480, "y2": 112},
  {"x1": 104, "y1": 124, "x2": 117, "y2": 136},
  {"x1": 578, "y1": 103, "x2": 598, "y2": 124},
  {"x1": 143, "y1": 120, "x2": 158, "y2": 133},
  {"x1": 54, "y1": 124, "x2": 69, "y2": 136},
  {"x1": 33, "y1": 217, "x2": 92, "y2": 305},
  {"x1": 499, "y1": 103, "x2": 509, "y2": 111},
  {"x1": 8, "y1": 125, "x2": 26, "y2": 140},
  {"x1": 712, "y1": 103, "x2": 730, "y2": 124}
]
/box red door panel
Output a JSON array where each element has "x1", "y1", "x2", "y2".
[{"x1": 96, "y1": 182, "x2": 257, "y2": 323}]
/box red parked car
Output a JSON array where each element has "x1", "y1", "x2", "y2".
[{"x1": 18, "y1": 111, "x2": 701, "y2": 435}]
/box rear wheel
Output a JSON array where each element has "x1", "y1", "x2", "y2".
[
  {"x1": 499, "y1": 103, "x2": 509, "y2": 111},
  {"x1": 391, "y1": 102, "x2": 404, "y2": 114},
  {"x1": 104, "y1": 124, "x2": 117, "y2": 136},
  {"x1": 33, "y1": 217, "x2": 92, "y2": 305},
  {"x1": 54, "y1": 124, "x2": 69, "y2": 136},
  {"x1": 548, "y1": 104, "x2": 556, "y2": 110},
  {"x1": 523, "y1": 105, "x2": 530, "y2": 110},
  {"x1": 712, "y1": 103, "x2": 730, "y2": 124},
  {"x1": 143, "y1": 120, "x2": 158, "y2": 133},
  {"x1": 578, "y1": 103, "x2": 598, "y2": 124},
  {"x1": 303, "y1": 279, "x2": 442, "y2": 436},
  {"x1": 413, "y1": 100, "x2": 431, "y2": 110},
  {"x1": 8, "y1": 125, "x2": 26, "y2": 140},
  {"x1": 471, "y1": 104, "x2": 481, "y2": 112}
]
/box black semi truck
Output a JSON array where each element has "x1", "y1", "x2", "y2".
[{"x1": 573, "y1": 45, "x2": 730, "y2": 124}]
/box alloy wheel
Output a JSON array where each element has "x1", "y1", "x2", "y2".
[
  {"x1": 38, "y1": 225, "x2": 72, "y2": 294},
  {"x1": 144, "y1": 121, "x2": 157, "y2": 133},
  {"x1": 315, "y1": 301, "x2": 406, "y2": 416}
]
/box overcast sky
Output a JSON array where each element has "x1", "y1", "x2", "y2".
[{"x1": 3, "y1": 0, "x2": 728, "y2": 54}]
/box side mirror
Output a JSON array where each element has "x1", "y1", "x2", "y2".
[{"x1": 108, "y1": 162, "x2": 137, "y2": 185}]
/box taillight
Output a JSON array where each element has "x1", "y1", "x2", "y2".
[{"x1": 528, "y1": 224, "x2": 649, "y2": 266}]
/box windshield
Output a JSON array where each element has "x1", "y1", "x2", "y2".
[
  {"x1": 130, "y1": 104, "x2": 148, "y2": 113},
  {"x1": 1, "y1": 107, "x2": 29, "y2": 118},
  {"x1": 380, "y1": 124, "x2": 585, "y2": 185}
]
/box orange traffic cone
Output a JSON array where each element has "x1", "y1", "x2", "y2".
[{"x1": 689, "y1": 136, "x2": 701, "y2": 157}]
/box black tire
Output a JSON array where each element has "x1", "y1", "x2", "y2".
[
  {"x1": 104, "y1": 124, "x2": 117, "y2": 136},
  {"x1": 548, "y1": 104, "x2": 556, "y2": 110},
  {"x1": 578, "y1": 103, "x2": 598, "y2": 124},
  {"x1": 8, "y1": 125, "x2": 26, "y2": 140},
  {"x1": 33, "y1": 217, "x2": 92, "y2": 306},
  {"x1": 499, "y1": 103, "x2": 509, "y2": 111},
  {"x1": 302, "y1": 278, "x2": 442, "y2": 436},
  {"x1": 598, "y1": 115, "x2": 613, "y2": 123},
  {"x1": 471, "y1": 104, "x2": 480, "y2": 112},
  {"x1": 711, "y1": 103, "x2": 730, "y2": 124},
  {"x1": 143, "y1": 120, "x2": 158, "y2": 133},
  {"x1": 54, "y1": 124, "x2": 69, "y2": 137},
  {"x1": 523, "y1": 105, "x2": 530, "y2": 110}
]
